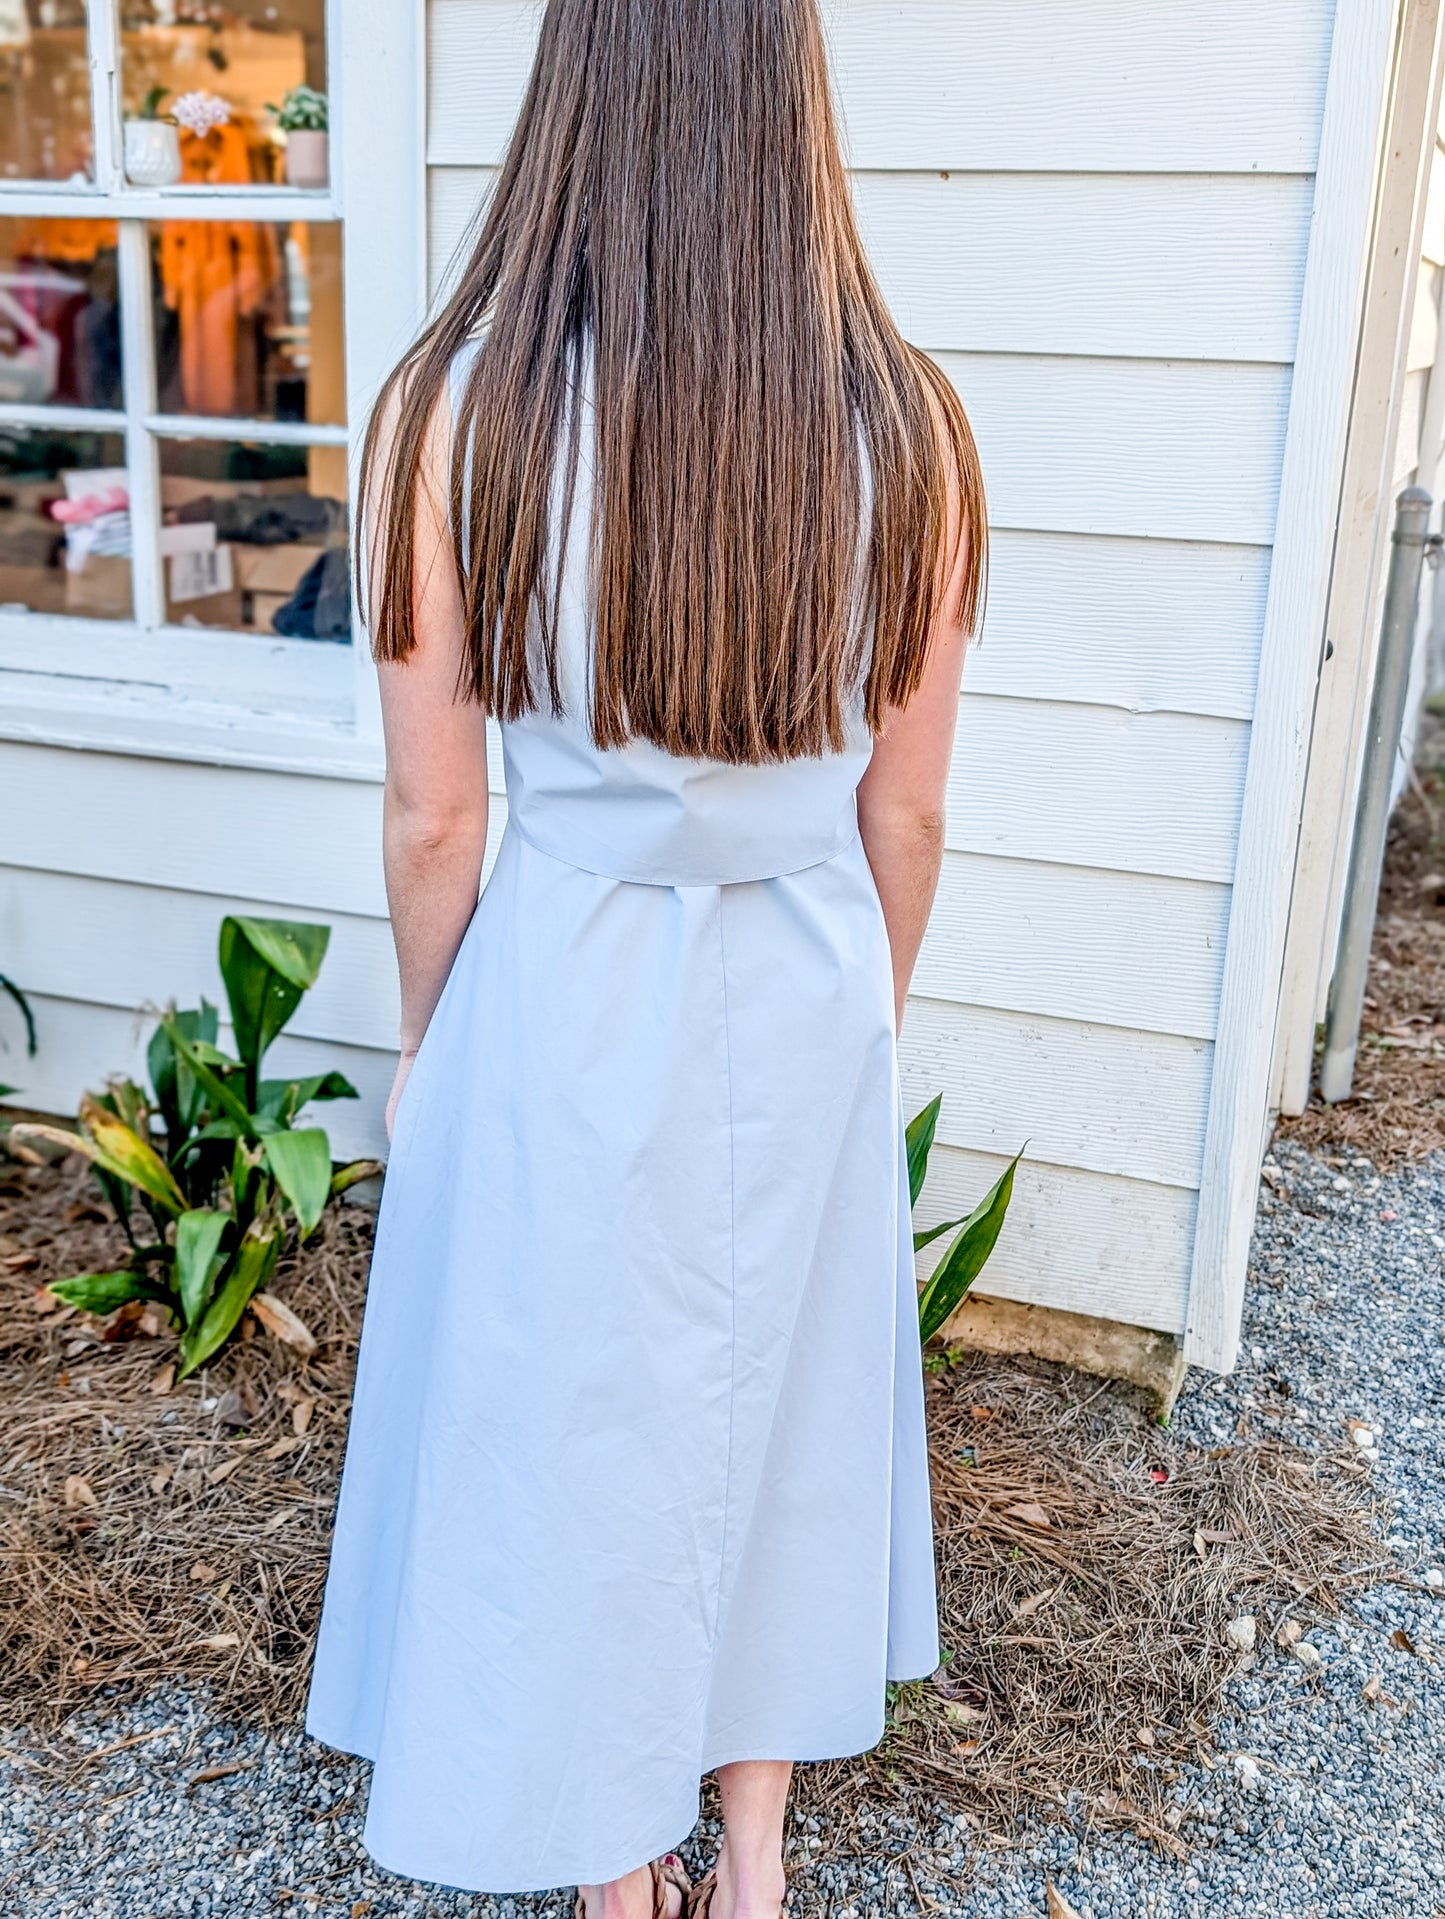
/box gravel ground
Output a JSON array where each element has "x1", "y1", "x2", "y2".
[{"x1": 2, "y1": 1138, "x2": 1443, "y2": 1919}]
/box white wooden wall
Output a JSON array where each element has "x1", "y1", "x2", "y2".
[{"x1": 1, "y1": 0, "x2": 1343, "y2": 1348}]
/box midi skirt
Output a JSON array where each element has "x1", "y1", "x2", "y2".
[{"x1": 305, "y1": 821, "x2": 940, "y2": 1894}]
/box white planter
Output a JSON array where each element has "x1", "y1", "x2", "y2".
[
  {"x1": 122, "y1": 119, "x2": 182, "y2": 188},
  {"x1": 284, "y1": 129, "x2": 329, "y2": 189}
]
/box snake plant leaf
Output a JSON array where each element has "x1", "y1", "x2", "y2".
[
  {"x1": 219, "y1": 917, "x2": 330, "y2": 1077},
  {"x1": 261, "y1": 1128, "x2": 332, "y2": 1237},
  {"x1": 905, "y1": 1095, "x2": 942, "y2": 1209},
  {"x1": 159, "y1": 1012, "x2": 255, "y2": 1139},
  {"x1": 0, "y1": 971, "x2": 36, "y2": 1055},
  {"x1": 917, "y1": 1148, "x2": 1022, "y2": 1345},
  {"x1": 913, "y1": 1213, "x2": 970, "y2": 1254},
  {"x1": 48, "y1": 1269, "x2": 160, "y2": 1315},
  {"x1": 174, "y1": 1208, "x2": 230, "y2": 1328},
  {"x1": 148, "y1": 1001, "x2": 219, "y2": 1142},
  {"x1": 330, "y1": 1157, "x2": 383, "y2": 1197},
  {"x1": 76, "y1": 1096, "x2": 188, "y2": 1216},
  {"x1": 255, "y1": 1070, "x2": 359, "y2": 1125},
  {"x1": 177, "y1": 1225, "x2": 281, "y2": 1379}
]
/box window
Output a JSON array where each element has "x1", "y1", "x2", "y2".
[{"x1": 0, "y1": 0, "x2": 361, "y2": 742}]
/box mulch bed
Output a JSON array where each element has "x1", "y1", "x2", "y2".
[
  {"x1": 0, "y1": 1149, "x2": 1384, "y2": 1851},
  {"x1": 1278, "y1": 725, "x2": 1445, "y2": 1168}
]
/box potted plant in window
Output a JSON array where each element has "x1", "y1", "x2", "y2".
[
  {"x1": 122, "y1": 86, "x2": 182, "y2": 189},
  {"x1": 270, "y1": 85, "x2": 330, "y2": 189}
]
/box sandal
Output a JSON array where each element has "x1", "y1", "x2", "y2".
[
  {"x1": 575, "y1": 1853, "x2": 692, "y2": 1919},
  {"x1": 688, "y1": 1870, "x2": 717, "y2": 1919}
]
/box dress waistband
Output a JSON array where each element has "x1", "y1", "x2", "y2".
[{"x1": 504, "y1": 806, "x2": 863, "y2": 887}]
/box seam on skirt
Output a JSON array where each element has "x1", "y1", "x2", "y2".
[{"x1": 710, "y1": 887, "x2": 738, "y2": 1649}]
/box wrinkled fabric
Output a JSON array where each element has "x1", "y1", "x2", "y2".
[{"x1": 304, "y1": 344, "x2": 939, "y2": 1896}]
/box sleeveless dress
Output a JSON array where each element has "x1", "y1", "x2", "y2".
[{"x1": 305, "y1": 346, "x2": 940, "y2": 1896}]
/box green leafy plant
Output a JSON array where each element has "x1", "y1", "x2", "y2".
[
  {"x1": 268, "y1": 84, "x2": 328, "y2": 132},
  {"x1": 13, "y1": 917, "x2": 378, "y2": 1381},
  {"x1": 907, "y1": 1094, "x2": 1021, "y2": 1345},
  {"x1": 135, "y1": 84, "x2": 174, "y2": 122},
  {"x1": 0, "y1": 968, "x2": 36, "y2": 1102}
]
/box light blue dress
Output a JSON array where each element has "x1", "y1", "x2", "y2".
[{"x1": 305, "y1": 348, "x2": 940, "y2": 1895}]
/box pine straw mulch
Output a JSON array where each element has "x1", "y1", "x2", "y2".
[
  {"x1": 0, "y1": 1151, "x2": 1388, "y2": 1854},
  {"x1": 1278, "y1": 729, "x2": 1445, "y2": 1169}
]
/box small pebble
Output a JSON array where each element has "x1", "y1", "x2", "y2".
[{"x1": 1225, "y1": 1615, "x2": 1257, "y2": 1653}]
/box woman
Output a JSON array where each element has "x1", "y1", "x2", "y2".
[{"x1": 306, "y1": 2, "x2": 985, "y2": 1913}]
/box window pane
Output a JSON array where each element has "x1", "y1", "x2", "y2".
[
  {"x1": 0, "y1": 217, "x2": 122, "y2": 409},
  {"x1": 152, "y1": 220, "x2": 344, "y2": 424},
  {"x1": 119, "y1": 4, "x2": 325, "y2": 187},
  {"x1": 0, "y1": 425, "x2": 131, "y2": 620},
  {"x1": 0, "y1": 5, "x2": 94, "y2": 185},
  {"x1": 159, "y1": 436, "x2": 349, "y2": 640}
]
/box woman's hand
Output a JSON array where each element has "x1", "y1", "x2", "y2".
[{"x1": 386, "y1": 1046, "x2": 420, "y2": 1143}]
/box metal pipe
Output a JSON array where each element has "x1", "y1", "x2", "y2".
[{"x1": 1320, "y1": 485, "x2": 1436, "y2": 1102}]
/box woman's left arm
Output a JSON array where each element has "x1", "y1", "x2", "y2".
[{"x1": 374, "y1": 389, "x2": 492, "y2": 1138}]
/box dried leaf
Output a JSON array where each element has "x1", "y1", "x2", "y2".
[
  {"x1": 248, "y1": 1292, "x2": 318, "y2": 1358},
  {"x1": 1390, "y1": 1628, "x2": 1419, "y2": 1656},
  {"x1": 63, "y1": 1476, "x2": 99, "y2": 1510},
  {"x1": 0, "y1": 1250, "x2": 38, "y2": 1272},
  {"x1": 207, "y1": 1455, "x2": 245, "y2": 1486},
  {"x1": 944, "y1": 1701, "x2": 988, "y2": 1726},
  {"x1": 30, "y1": 1284, "x2": 62, "y2": 1315},
  {"x1": 1276, "y1": 1618, "x2": 1304, "y2": 1649},
  {"x1": 291, "y1": 1396, "x2": 315, "y2": 1437},
  {"x1": 195, "y1": 1635, "x2": 241, "y2": 1654},
  {"x1": 1003, "y1": 1501, "x2": 1052, "y2": 1530},
  {"x1": 1046, "y1": 1884, "x2": 1084, "y2": 1919},
  {"x1": 150, "y1": 1362, "x2": 175, "y2": 1397},
  {"x1": 1013, "y1": 1585, "x2": 1057, "y2": 1619},
  {"x1": 189, "y1": 1561, "x2": 217, "y2": 1585},
  {"x1": 265, "y1": 1435, "x2": 301, "y2": 1460},
  {"x1": 137, "y1": 1302, "x2": 170, "y2": 1338},
  {"x1": 150, "y1": 1468, "x2": 172, "y2": 1495},
  {"x1": 1362, "y1": 1672, "x2": 1383, "y2": 1703},
  {"x1": 186, "y1": 1756, "x2": 250, "y2": 1784}
]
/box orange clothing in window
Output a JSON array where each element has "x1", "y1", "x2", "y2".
[{"x1": 158, "y1": 122, "x2": 279, "y2": 416}]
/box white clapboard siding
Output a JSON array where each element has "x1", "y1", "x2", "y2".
[
  {"x1": 915, "y1": 857, "x2": 1229, "y2": 1041},
  {"x1": 480, "y1": 702, "x2": 1248, "y2": 882},
  {"x1": 7, "y1": 687, "x2": 1247, "y2": 900},
  {"x1": 0, "y1": 852, "x2": 1226, "y2": 1052},
  {"x1": 427, "y1": 166, "x2": 1311, "y2": 364},
  {"x1": 425, "y1": 0, "x2": 1333, "y2": 175},
  {"x1": 10, "y1": 995, "x2": 391, "y2": 1163},
  {"x1": 852, "y1": 173, "x2": 1312, "y2": 364},
  {"x1": 943, "y1": 701, "x2": 1248, "y2": 883},
  {"x1": 944, "y1": 354, "x2": 1290, "y2": 546},
  {"x1": 913, "y1": 1147, "x2": 1196, "y2": 1333},
  {"x1": 971, "y1": 532, "x2": 1266, "y2": 721},
  {"x1": 898, "y1": 999, "x2": 1211, "y2": 1188},
  {"x1": 0, "y1": 867, "x2": 399, "y2": 1052},
  {"x1": 2, "y1": 745, "x2": 388, "y2": 920}
]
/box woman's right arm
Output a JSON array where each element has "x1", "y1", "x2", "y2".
[
  {"x1": 856, "y1": 460, "x2": 973, "y2": 1034},
  {"x1": 371, "y1": 387, "x2": 493, "y2": 1137}
]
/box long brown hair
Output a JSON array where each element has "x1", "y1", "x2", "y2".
[{"x1": 362, "y1": 0, "x2": 986, "y2": 764}]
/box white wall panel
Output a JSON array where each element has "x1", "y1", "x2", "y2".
[
  {"x1": 426, "y1": 0, "x2": 1333, "y2": 176},
  {"x1": 428, "y1": 165, "x2": 1312, "y2": 363},
  {"x1": 914, "y1": 1146, "x2": 1195, "y2": 1333},
  {"x1": 899, "y1": 998, "x2": 1212, "y2": 1188}
]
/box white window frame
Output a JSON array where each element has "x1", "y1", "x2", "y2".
[{"x1": 0, "y1": 0, "x2": 424, "y2": 774}]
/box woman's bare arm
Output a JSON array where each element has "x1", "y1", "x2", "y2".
[
  {"x1": 856, "y1": 462, "x2": 972, "y2": 1032},
  {"x1": 372, "y1": 390, "x2": 492, "y2": 1133}
]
